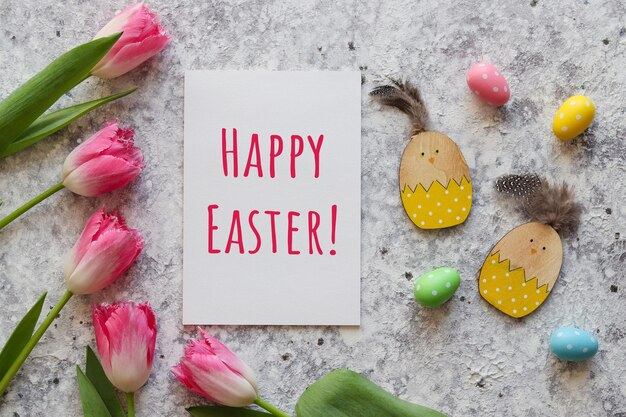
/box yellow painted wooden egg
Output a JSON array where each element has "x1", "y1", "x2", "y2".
[
  {"x1": 399, "y1": 132, "x2": 472, "y2": 229},
  {"x1": 479, "y1": 174, "x2": 581, "y2": 319},
  {"x1": 370, "y1": 80, "x2": 472, "y2": 230},
  {"x1": 552, "y1": 95, "x2": 595, "y2": 140},
  {"x1": 479, "y1": 222, "x2": 562, "y2": 318}
]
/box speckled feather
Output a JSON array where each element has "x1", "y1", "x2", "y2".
[{"x1": 495, "y1": 174, "x2": 543, "y2": 198}]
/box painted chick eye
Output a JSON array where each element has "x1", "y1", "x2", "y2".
[
  {"x1": 435, "y1": 149, "x2": 439, "y2": 154},
  {"x1": 530, "y1": 239, "x2": 534, "y2": 242},
  {"x1": 421, "y1": 152, "x2": 425, "y2": 156},
  {"x1": 542, "y1": 247, "x2": 546, "y2": 250}
]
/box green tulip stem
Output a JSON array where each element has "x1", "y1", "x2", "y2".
[
  {"x1": 0, "y1": 182, "x2": 65, "y2": 231},
  {"x1": 0, "y1": 290, "x2": 73, "y2": 396},
  {"x1": 126, "y1": 392, "x2": 136, "y2": 417},
  {"x1": 255, "y1": 397, "x2": 291, "y2": 417}
]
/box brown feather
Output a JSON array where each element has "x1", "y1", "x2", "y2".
[
  {"x1": 370, "y1": 79, "x2": 428, "y2": 135},
  {"x1": 525, "y1": 182, "x2": 581, "y2": 234}
]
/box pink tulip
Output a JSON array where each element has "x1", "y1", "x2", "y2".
[
  {"x1": 93, "y1": 302, "x2": 157, "y2": 393},
  {"x1": 92, "y1": 2, "x2": 170, "y2": 79},
  {"x1": 64, "y1": 207, "x2": 143, "y2": 294},
  {"x1": 61, "y1": 121, "x2": 144, "y2": 197},
  {"x1": 172, "y1": 329, "x2": 258, "y2": 407}
]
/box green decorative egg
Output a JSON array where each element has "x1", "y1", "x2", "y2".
[{"x1": 413, "y1": 267, "x2": 460, "y2": 307}]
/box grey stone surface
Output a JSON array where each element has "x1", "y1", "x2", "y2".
[{"x1": 0, "y1": 0, "x2": 625, "y2": 416}]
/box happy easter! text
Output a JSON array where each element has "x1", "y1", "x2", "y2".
[{"x1": 206, "y1": 128, "x2": 338, "y2": 256}]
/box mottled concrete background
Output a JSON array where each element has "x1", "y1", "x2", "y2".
[{"x1": 0, "y1": 0, "x2": 625, "y2": 416}]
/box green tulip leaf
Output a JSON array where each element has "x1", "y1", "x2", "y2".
[
  {"x1": 0, "y1": 293, "x2": 46, "y2": 380},
  {"x1": 295, "y1": 369, "x2": 448, "y2": 417},
  {"x1": 0, "y1": 32, "x2": 121, "y2": 154},
  {"x1": 85, "y1": 346, "x2": 125, "y2": 417},
  {"x1": 187, "y1": 406, "x2": 272, "y2": 417},
  {"x1": 0, "y1": 88, "x2": 136, "y2": 158},
  {"x1": 76, "y1": 366, "x2": 113, "y2": 417}
]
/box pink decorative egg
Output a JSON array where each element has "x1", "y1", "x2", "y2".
[{"x1": 466, "y1": 62, "x2": 510, "y2": 106}]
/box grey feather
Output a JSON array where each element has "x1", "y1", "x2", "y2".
[{"x1": 370, "y1": 79, "x2": 428, "y2": 135}]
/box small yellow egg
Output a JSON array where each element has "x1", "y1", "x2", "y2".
[{"x1": 552, "y1": 95, "x2": 595, "y2": 140}]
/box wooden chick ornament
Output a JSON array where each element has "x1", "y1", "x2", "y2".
[
  {"x1": 370, "y1": 80, "x2": 472, "y2": 230},
  {"x1": 479, "y1": 174, "x2": 582, "y2": 318}
]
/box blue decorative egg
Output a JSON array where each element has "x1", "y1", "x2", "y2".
[{"x1": 550, "y1": 327, "x2": 598, "y2": 362}]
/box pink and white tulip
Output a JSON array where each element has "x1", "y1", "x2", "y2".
[
  {"x1": 92, "y1": 2, "x2": 170, "y2": 79},
  {"x1": 64, "y1": 207, "x2": 143, "y2": 294},
  {"x1": 172, "y1": 329, "x2": 258, "y2": 407},
  {"x1": 93, "y1": 302, "x2": 157, "y2": 393},
  {"x1": 61, "y1": 121, "x2": 144, "y2": 197}
]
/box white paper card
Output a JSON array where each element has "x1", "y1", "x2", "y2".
[{"x1": 183, "y1": 71, "x2": 361, "y2": 325}]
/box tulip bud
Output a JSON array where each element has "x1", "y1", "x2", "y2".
[
  {"x1": 93, "y1": 302, "x2": 157, "y2": 393},
  {"x1": 61, "y1": 121, "x2": 144, "y2": 197},
  {"x1": 92, "y1": 3, "x2": 170, "y2": 79},
  {"x1": 64, "y1": 207, "x2": 143, "y2": 294},
  {"x1": 172, "y1": 329, "x2": 258, "y2": 407}
]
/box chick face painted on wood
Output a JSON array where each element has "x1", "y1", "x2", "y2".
[
  {"x1": 371, "y1": 80, "x2": 472, "y2": 230},
  {"x1": 400, "y1": 131, "x2": 471, "y2": 190},
  {"x1": 479, "y1": 175, "x2": 581, "y2": 319}
]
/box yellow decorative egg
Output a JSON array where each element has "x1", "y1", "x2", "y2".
[{"x1": 552, "y1": 95, "x2": 595, "y2": 140}]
